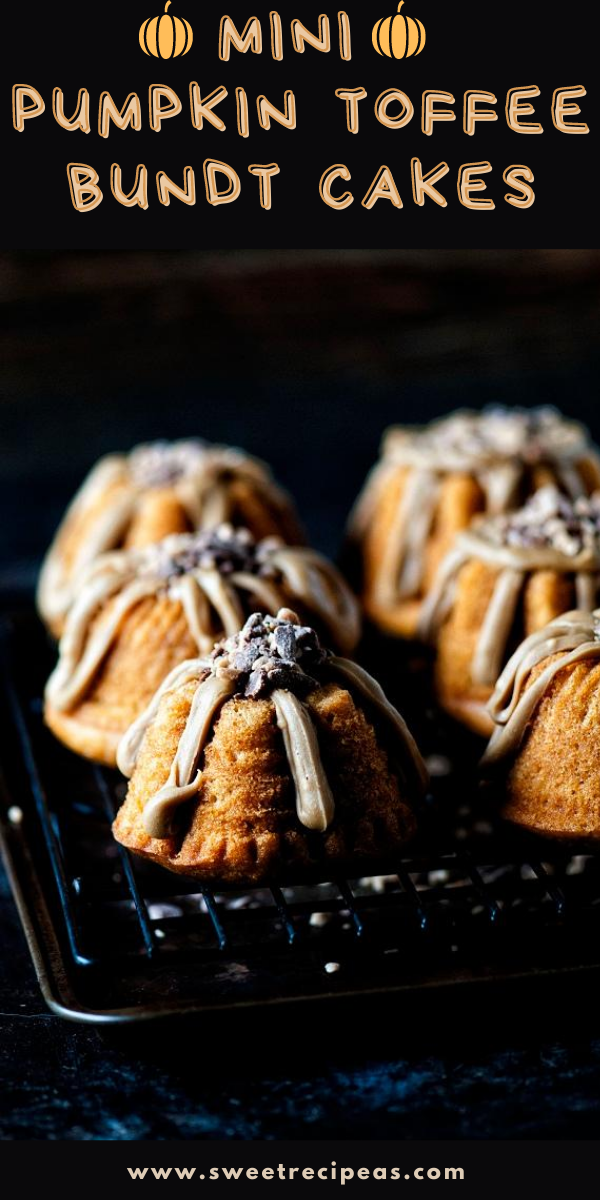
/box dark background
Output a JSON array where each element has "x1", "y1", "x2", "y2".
[
  {"x1": 2, "y1": 248, "x2": 600, "y2": 585},
  {"x1": 3, "y1": 2, "x2": 597, "y2": 246},
  {"x1": 1, "y1": 247, "x2": 600, "y2": 1139}
]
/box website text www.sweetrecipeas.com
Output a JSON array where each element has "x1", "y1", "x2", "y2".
[{"x1": 126, "y1": 1166, "x2": 464, "y2": 1183}]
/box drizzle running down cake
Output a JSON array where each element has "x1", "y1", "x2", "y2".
[
  {"x1": 113, "y1": 610, "x2": 427, "y2": 884},
  {"x1": 348, "y1": 408, "x2": 600, "y2": 639},
  {"x1": 44, "y1": 526, "x2": 360, "y2": 766},
  {"x1": 420, "y1": 488, "x2": 600, "y2": 735},
  {"x1": 482, "y1": 610, "x2": 600, "y2": 841},
  {"x1": 37, "y1": 439, "x2": 304, "y2": 636}
]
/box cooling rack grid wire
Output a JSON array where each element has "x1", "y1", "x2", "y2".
[{"x1": 1, "y1": 611, "x2": 600, "y2": 1025}]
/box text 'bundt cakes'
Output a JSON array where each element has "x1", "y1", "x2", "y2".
[
  {"x1": 348, "y1": 407, "x2": 600, "y2": 640},
  {"x1": 44, "y1": 526, "x2": 361, "y2": 767},
  {"x1": 482, "y1": 610, "x2": 600, "y2": 841},
  {"x1": 37, "y1": 439, "x2": 304, "y2": 636},
  {"x1": 113, "y1": 610, "x2": 427, "y2": 885},
  {"x1": 420, "y1": 488, "x2": 600, "y2": 736}
]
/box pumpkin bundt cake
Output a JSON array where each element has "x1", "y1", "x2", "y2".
[
  {"x1": 113, "y1": 610, "x2": 427, "y2": 884},
  {"x1": 44, "y1": 526, "x2": 361, "y2": 766},
  {"x1": 348, "y1": 407, "x2": 600, "y2": 639},
  {"x1": 482, "y1": 610, "x2": 600, "y2": 841},
  {"x1": 420, "y1": 487, "x2": 600, "y2": 737},
  {"x1": 37, "y1": 439, "x2": 303, "y2": 636}
]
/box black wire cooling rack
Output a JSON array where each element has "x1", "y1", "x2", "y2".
[{"x1": 1, "y1": 610, "x2": 600, "y2": 1026}]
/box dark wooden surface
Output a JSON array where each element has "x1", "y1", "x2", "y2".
[
  {"x1": 2, "y1": 854, "x2": 600, "y2": 1140},
  {"x1": 1, "y1": 250, "x2": 600, "y2": 1140}
]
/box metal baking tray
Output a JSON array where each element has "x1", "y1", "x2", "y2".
[{"x1": 2, "y1": 609, "x2": 600, "y2": 1026}]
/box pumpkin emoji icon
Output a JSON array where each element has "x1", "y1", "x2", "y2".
[
  {"x1": 139, "y1": 1, "x2": 193, "y2": 58},
  {"x1": 372, "y1": 2, "x2": 426, "y2": 58}
]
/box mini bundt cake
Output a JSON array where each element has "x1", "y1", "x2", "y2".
[
  {"x1": 44, "y1": 526, "x2": 361, "y2": 766},
  {"x1": 113, "y1": 610, "x2": 427, "y2": 884},
  {"x1": 348, "y1": 407, "x2": 600, "y2": 639},
  {"x1": 482, "y1": 610, "x2": 600, "y2": 841},
  {"x1": 420, "y1": 488, "x2": 600, "y2": 736},
  {"x1": 37, "y1": 439, "x2": 303, "y2": 636}
]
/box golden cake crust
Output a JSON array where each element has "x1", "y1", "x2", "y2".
[
  {"x1": 39, "y1": 449, "x2": 305, "y2": 638},
  {"x1": 502, "y1": 653, "x2": 600, "y2": 840},
  {"x1": 43, "y1": 481, "x2": 193, "y2": 639},
  {"x1": 46, "y1": 472, "x2": 301, "y2": 640},
  {"x1": 363, "y1": 473, "x2": 487, "y2": 638},
  {"x1": 45, "y1": 594, "x2": 198, "y2": 765},
  {"x1": 122, "y1": 488, "x2": 191, "y2": 549},
  {"x1": 43, "y1": 527, "x2": 361, "y2": 766},
  {"x1": 356, "y1": 426, "x2": 600, "y2": 641},
  {"x1": 54, "y1": 476, "x2": 131, "y2": 581},
  {"x1": 113, "y1": 680, "x2": 417, "y2": 884},
  {"x1": 434, "y1": 561, "x2": 575, "y2": 736},
  {"x1": 576, "y1": 453, "x2": 600, "y2": 495}
]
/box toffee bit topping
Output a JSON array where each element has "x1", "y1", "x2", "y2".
[
  {"x1": 384, "y1": 406, "x2": 589, "y2": 466},
  {"x1": 208, "y1": 610, "x2": 329, "y2": 699},
  {"x1": 128, "y1": 440, "x2": 208, "y2": 487},
  {"x1": 128, "y1": 439, "x2": 269, "y2": 489},
  {"x1": 482, "y1": 487, "x2": 600, "y2": 557},
  {"x1": 135, "y1": 526, "x2": 284, "y2": 581}
]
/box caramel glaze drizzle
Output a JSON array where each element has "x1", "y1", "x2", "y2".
[
  {"x1": 482, "y1": 610, "x2": 600, "y2": 767},
  {"x1": 418, "y1": 528, "x2": 600, "y2": 689},
  {"x1": 37, "y1": 444, "x2": 295, "y2": 629},
  {"x1": 116, "y1": 635, "x2": 428, "y2": 841},
  {"x1": 45, "y1": 539, "x2": 361, "y2": 714},
  {"x1": 348, "y1": 423, "x2": 595, "y2": 611}
]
